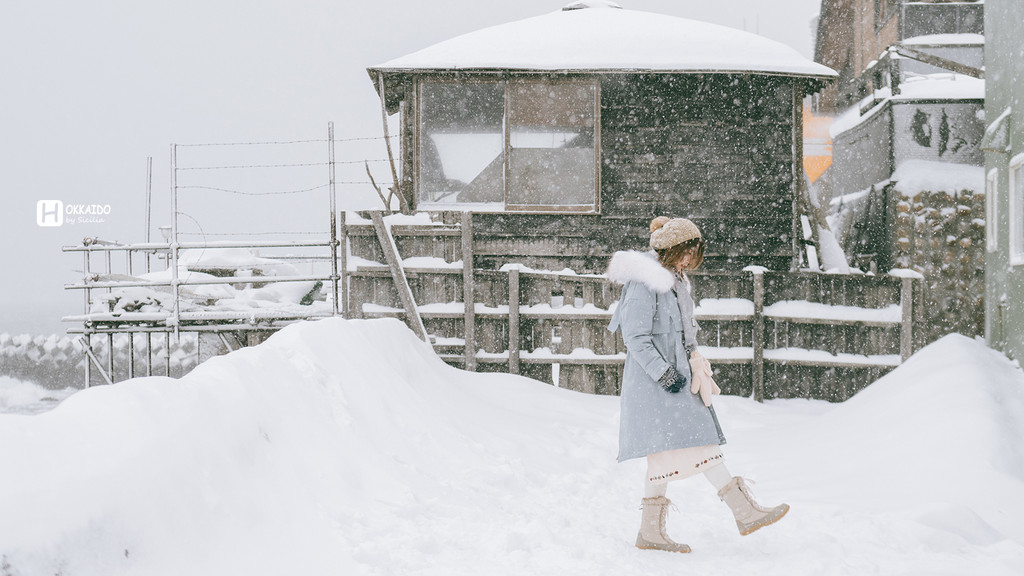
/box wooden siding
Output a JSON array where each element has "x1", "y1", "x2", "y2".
[{"x1": 402, "y1": 72, "x2": 801, "y2": 272}]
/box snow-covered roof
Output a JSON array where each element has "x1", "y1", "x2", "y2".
[
  {"x1": 369, "y1": 2, "x2": 836, "y2": 79},
  {"x1": 830, "y1": 73, "x2": 984, "y2": 139}
]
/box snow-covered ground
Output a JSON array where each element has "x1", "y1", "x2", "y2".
[{"x1": 1, "y1": 319, "x2": 1022, "y2": 575}]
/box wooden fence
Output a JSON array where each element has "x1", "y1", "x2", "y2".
[{"x1": 344, "y1": 212, "x2": 924, "y2": 402}]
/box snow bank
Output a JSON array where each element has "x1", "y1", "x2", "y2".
[
  {"x1": 1, "y1": 321, "x2": 1022, "y2": 575},
  {"x1": 892, "y1": 159, "x2": 985, "y2": 197}
]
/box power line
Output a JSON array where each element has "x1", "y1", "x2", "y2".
[
  {"x1": 174, "y1": 135, "x2": 399, "y2": 147},
  {"x1": 176, "y1": 138, "x2": 329, "y2": 147},
  {"x1": 178, "y1": 161, "x2": 331, "y2": 170},
  {"x1": 177, "y1": 183, "x2": 330, "y2": 196}
]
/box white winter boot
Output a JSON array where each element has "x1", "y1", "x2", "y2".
[
  {"x1": 717, "y1": 477, "x2": 789, "y2": 536},
  {"x1": 636, "y1": 496, "x2": 691, "y2": 553}
]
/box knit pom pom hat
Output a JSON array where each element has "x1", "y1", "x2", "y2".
[{"x1": 649, "y1": 216, "x2": 702, "y2": 250}]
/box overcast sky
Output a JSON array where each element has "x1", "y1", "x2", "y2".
[{"x1": 0, "y1": 0, "x2": 822, "y2": 335}]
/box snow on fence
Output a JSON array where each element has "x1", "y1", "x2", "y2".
[
  {"x1": 60, "y1": 211, "x2": 923, "y2": 401},
  {"x1": 344, "y1": 212, "x2": 924, "y2": 402},
  {"x1": 61, "y1": 236, "x2": 340, "y2": 387}
]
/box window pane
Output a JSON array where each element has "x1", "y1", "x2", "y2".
[
  {"x1": 419, "y1": 81, "x2": 504, "y2": 205},
  {"x1": 507, "y1": 80, "x2": 596, "y2": 208}
]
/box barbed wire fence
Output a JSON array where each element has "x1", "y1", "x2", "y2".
[{"x1": 59, "y1": 124, "x2": 403, "y2": 388}]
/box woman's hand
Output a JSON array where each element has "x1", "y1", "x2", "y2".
[
  {"x1": 688, "y1": 349, "x2": 721, "y2": 406},
  {"x1": 658, "y1": 366, "x2": 686, "y2": 393}
]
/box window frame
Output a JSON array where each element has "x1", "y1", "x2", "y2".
[
  {"x1": 414, "y1": 75, "x2": 601, "y2": 214},
  {"x1": 986, "y1": 168, "x2": 998, "y2": 253},
  {"x1": 1010, "y1": 153, "x2": 1024, "y2": 266}
]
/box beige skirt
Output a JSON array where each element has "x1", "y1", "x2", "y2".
[{"x1": 646, "y1": 444, "x2": 724, "y2": 485}]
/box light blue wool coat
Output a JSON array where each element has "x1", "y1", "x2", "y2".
[{"x1": 606, "y1": 250, "x2": 726, "y2": 462}]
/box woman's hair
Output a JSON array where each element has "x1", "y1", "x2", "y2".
[{"x1": 656, "y1": 238, "x2": 705, "y2": 271}]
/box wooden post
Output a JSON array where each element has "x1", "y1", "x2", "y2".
[
  {"x1": 900, "y1": 276, "x2": 914, "y2": 362},
  {"x1": 509, "y1": 267, "x2": 521, "y2": 374},
  {"x1": 339, "y1": 211, "x2": 349, "y2": 318},
  {"x1": 462, "y1": 212, "x2": 477, "y2": 371},
  {"x1": 752, "y1": 270, "x2": 766, "y2": 403},
  {"x1": 791, "y1": 80, "x2": 805, "y2": 271}
]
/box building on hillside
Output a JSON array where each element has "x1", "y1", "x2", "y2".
[
  {"x1": 983, "y1": 0, "x2": 1024, "y2": 362},
  {"x1": 816, "y1": 0, "x2": 987, "y2": 343},
  {"x1": 814, "y1": 0, "x2": 984, "y2": 115},
  {"x1": 367, "y1": 1, "x2": 836, "y2": 272},
  {"x1": 829, "y1": 72, "x2": 985, "y2": 204}
]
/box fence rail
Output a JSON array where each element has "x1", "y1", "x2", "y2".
[
  {"x1": 62, "y1": 210, "x2": 923, "y2": 401},
  {"x1": 344, "y1": 211, "x2": 923, "y2": 402}
]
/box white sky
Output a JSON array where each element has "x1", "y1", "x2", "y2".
[{"x1": 0, "y1": 0, "x2": 821, "y2": 334}]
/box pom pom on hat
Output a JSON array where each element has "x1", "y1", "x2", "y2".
[{"x1": 649, "y1": 217, "x2": 702, "y2": 250}]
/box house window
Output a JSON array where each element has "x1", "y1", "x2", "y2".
[
  {"x1": 1011, "y1": 154, "x2": 1024, "y2": 265},
  {"x1": 987, "y1": 169, "x2": 998, "y2": 253},
  {"x1": 874, "y1": 0, "x2": 896, "y2": 28},
  {"x1": 418, "y1": 81, "x2": 505, "y2": 206},
  {"x1": 417, "y1": 77, "x2": 600, "y2": 212}
]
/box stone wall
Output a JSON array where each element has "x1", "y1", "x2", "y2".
[{"x1": 893, "y1": 182, "x2": 986, "y2": 342}]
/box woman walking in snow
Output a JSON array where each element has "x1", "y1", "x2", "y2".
[{"x1": 606, "y1": 216, "x2": 789, "y2": 553}]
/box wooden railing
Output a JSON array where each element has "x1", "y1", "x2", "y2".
[{"x1": 344, "y1": 212, "x2": 923, "y2": 402}]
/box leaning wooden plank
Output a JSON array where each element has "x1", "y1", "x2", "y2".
[{"x1": 370, "y1": 211, "x2": 427, "y2": 342}]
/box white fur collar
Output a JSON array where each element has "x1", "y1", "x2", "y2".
[{"x1": 605, "y1": 250, "x2": 676, "y2": 293}]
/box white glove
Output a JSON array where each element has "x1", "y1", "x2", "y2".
[{"x1": 688, "y1": 349, "x2": 721, "y2": 407}]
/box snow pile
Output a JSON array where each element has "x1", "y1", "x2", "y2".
[
  {"x1": 82, "y1": 248, "x2": 328, "y2": 320},
  {"x1": 1, "y1": 320, "x2": 1023, "y2": 575}
]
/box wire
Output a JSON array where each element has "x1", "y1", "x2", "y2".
[
  {"x1": 176, "y1": 139, "x2": 329, "y2": 147},
  {"x1": 177, "y1": 184, "x2": 330, "y2": 196},
  {"x1": 178, "y1": 162, "x2": 331, "y2": 170},
  {"x1": 335, "y1": 159, "x2": 390, "y2": 165},
  {"x1": 332, "y1": 135, "x2": 400, "y2": 143},
  {"x1": 174, "y1": 135, "x2": 399, "y2": 147}
]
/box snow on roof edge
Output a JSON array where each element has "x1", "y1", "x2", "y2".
[
  {"x1": 370, "y1": 7, "x2": 836, "y2": 80},
  {"x1": 368, "y1": 65, "x2": 837, "y2": 80}
]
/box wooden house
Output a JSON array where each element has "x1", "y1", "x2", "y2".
[
  {"x1": 338, "y1": 2, "x2": 927, "y2": 402},
  {"x1": 368, "y1": 1, "x2": 837, "y2": 272},
  {"x1": 983, "y1": 0, "x2": 1024, "y2": 362}
]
